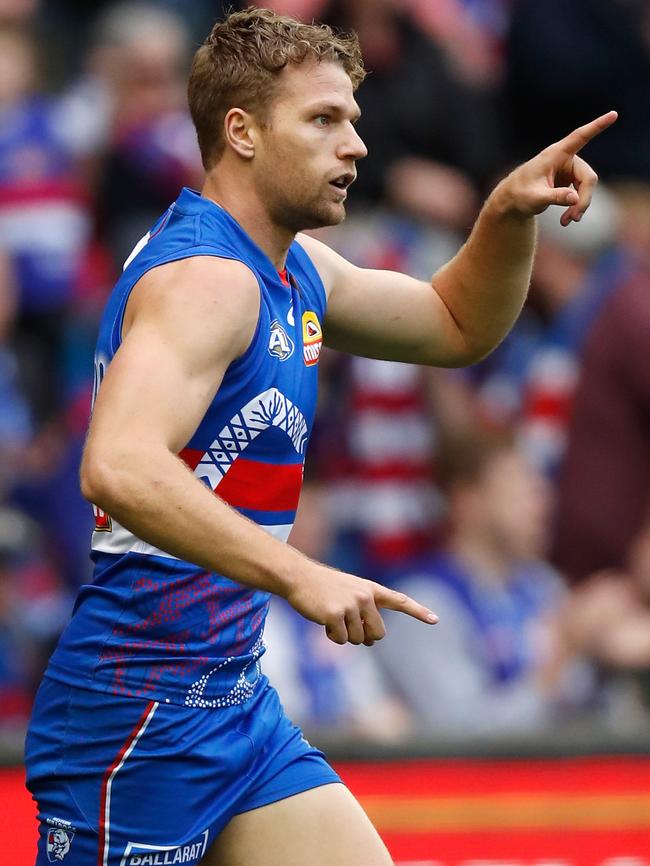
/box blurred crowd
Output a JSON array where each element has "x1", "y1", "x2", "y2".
[{"x1": 1, "y1": 0, "x2": 650, "y2": 747}]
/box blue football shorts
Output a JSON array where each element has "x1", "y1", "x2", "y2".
[{"x1": 25, "y1": 675, "x2": 340, "y2": 865}]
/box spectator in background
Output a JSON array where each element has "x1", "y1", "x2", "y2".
[
  {"x1": 84, "y1": 3, "x2": 203, "y2": 268},
  {"x1": 409, "y1": 0, "x2": 510, "y2": 92},
  {"x1": 56, "y1": 3, "x2": 198, "y2": 162},
  {"x1": 272, "y1": 0, "x2": 512, "y2": 90},
  {"x1": 560, "y1": 523, "x2": 650, "y2": 726},
  {"x1": 555, "y1": 195, "x2": 650, "y2": 581},
  {"x1": 40, "y1": 0, "x2": 232, "y2": 86},
  {"x1": 0, "y1": 21, "x2": 91, "y2": 424},
  {"x1": 376, "y1": 433, "x2": 581, "y2": 737}
]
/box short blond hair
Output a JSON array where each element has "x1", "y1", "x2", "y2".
[{"x1": 187, "y1": 6, "x2": 365, "y2": 170}]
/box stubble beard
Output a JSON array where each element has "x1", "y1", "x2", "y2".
[
  {"x1": 260, "y1": 161, "x2": 346, "y2": 233},
  {"x1": 269, "y1": 187, "x2": 345, "y2": 233}
]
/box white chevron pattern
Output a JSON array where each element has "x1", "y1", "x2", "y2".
[{"x1": 194, "y1": 388, "x2": 308, "y2": 490}]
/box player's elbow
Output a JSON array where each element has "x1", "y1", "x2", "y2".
[
  {"x1": 453, "y1": 336, "x2": 500, "y2": 367},
  {"x1": 80, "y1": 449, "x2": 113, "y2": 510},
  {"x1": 422, "y1": 329, "x2": 498, "y2": 369},
  {"x1": 80, "y1": 443, "x2": 135, "y2": 513}
]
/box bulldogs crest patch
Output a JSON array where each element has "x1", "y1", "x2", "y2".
[{"x1": 46, "y1": 827, "x2": 74, "y2": 862}]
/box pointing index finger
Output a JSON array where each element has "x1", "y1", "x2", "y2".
[
  {"x1": 557, "y1": 110, "x2": 618, "y2": 157},
  {"x1": 374, "y1": 585, "x2": 438, "y2": 624}
]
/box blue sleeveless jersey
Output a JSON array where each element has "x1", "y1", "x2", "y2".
[{"x1": 45, "y1": 188, "x2": 326, "y2": 708}]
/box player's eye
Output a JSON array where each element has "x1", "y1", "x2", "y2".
[{"x1": 314, "y1": 114, "x2": 330, "y2": 127}]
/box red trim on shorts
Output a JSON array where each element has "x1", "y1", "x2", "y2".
[{"x1": 97, "y1": 700, "x2": 156, "y2": 866}]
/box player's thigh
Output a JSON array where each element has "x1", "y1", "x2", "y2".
[{"x1": 202, "y1": 782, "x2": 393, "y2": 866}]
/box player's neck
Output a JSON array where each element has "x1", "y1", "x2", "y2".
[{"x1": 201, "y1": 174, "x2": 294, "y2": 271}]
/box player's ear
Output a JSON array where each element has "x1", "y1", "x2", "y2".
[{"x1": 223, "y1": 107, "x2": 255, "y2": 160}]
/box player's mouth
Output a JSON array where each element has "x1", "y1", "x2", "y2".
[{"x1": 328, "y1": 172, "x2": 355, "y2": 198}]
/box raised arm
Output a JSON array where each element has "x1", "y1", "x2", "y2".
[
  {"x1": 80, "y1": 255, "x2": 436, "y2": 645},
  {"x1": 304, "y1": 111, "x2": 617, "y2": 367}
]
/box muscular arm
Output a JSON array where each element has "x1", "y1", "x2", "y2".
[
  {"x1": 81, "y1": 255, "x2": 435, "y2": 645},
  {"x1": 81, "y1": 256, "x2": 281, "y2": 585},
  {"x1": 300, "y1": 197, "x2": 535, "y2": 367},
  {"x1": 304, "y1": 112, "x2": 616, "y2": 367}
]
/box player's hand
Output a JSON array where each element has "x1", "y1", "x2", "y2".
[
  {"x1": 284, "y1": 565, "x2": 438, "y2": 646},
  {"x1": 494, "y1": 110, "x2": 617, "y2": 226}
]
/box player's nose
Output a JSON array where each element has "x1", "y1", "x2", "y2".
[{"x1": 339, "y1": 124, "x2": 368, "y2": 161}]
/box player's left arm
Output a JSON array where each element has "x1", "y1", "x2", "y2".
[{"x1": 301, "y1": 111, "x2": 617, "y2": 367}]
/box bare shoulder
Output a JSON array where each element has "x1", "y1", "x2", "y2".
[
  {"x1": 295, "y1": 232, "x2": 354, "y2": 298},
  {"x1": 123, "y1": 255, "x2": 261, "y2": 358}
]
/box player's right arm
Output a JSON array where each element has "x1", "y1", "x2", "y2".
[{"x1": 80, "y1": 255, "x2": 437, "y2": 645}]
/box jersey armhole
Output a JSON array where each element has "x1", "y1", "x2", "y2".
[
  {"x1": 113, "y1": 248, "x2": 264, "y2": 370},
  {"x1": 288, "y1": 240, "x2": 328, "y2": 320}
]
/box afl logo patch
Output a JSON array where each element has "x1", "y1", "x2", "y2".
[
  {"x1": 302, "y1": 311, "x2": 322, "y2": 366},
  {"x1": 268, "y1": 319, "x2": 294, "y2": 361}
]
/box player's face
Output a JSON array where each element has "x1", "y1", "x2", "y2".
[{"x1": 252, "y1": 59, "x2": 367, "y2": 232}]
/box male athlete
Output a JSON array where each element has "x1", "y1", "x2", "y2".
[{"x1": 25, "y1": 8, "x2": 616, "y2": 866}]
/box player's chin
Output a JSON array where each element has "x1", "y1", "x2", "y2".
[
  {"x1": 298, "y1": 202, "x2": 346, "y2": 231},
  {"x1": 316, "y1": 200, "x2": 347, "y2": 227},
  {"x1": 331, "y1": 201, "x2": 347, "y2": 223}
]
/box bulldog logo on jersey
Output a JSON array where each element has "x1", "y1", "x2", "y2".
[
  {"x1": 268, "y1": 319, "x2": 294, "y2": 361},
  {"x1": 302, "y1": 311, "x2": 322, "y2": 366},
  {"x1": 46, "y1": 828, "x2": 74, "y2": 861}
]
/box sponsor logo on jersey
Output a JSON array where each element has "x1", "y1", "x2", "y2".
[
  {"x1": 93, "y1": 504, "x2": 112, "y2": 532},
  {"x1": 302, "y1": 311, "x2": 322, "y2": 366},
  {"x1": 46, "y1": 827, "x2": 74, "y2": 861},
  {"x1": 268, "y1": 319, "x2": 294, "y2": 361},
  {"x1": 120, "y1": 829, "x2": 209, "y2": 866}
]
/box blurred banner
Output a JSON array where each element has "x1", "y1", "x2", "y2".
[
  {"x1": 339, "y1": 756, "x2": 650, "y2": 866},
  {"x1": 2, "y1": 756, "x2": 649, "y2": 865}
]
